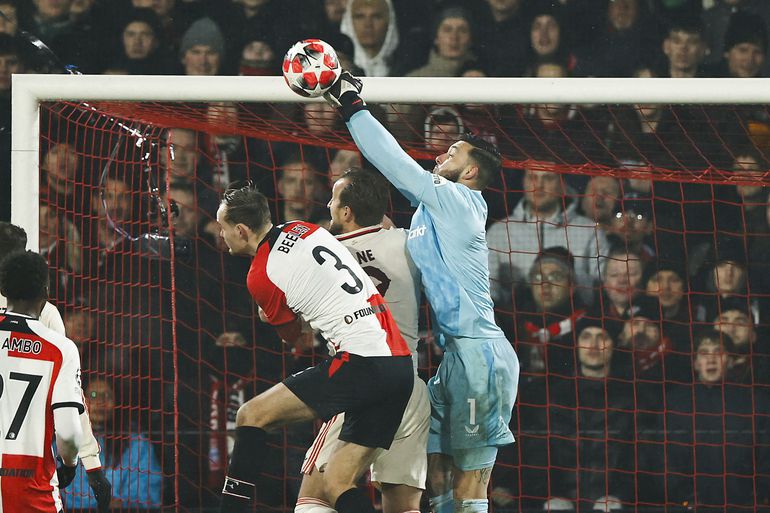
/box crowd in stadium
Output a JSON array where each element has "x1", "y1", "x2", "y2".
[{"x1": 2, "y1": 0, "x2": 770, "y2": 512}]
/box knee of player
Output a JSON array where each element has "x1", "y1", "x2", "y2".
[{"x1": 235, "y1": 399, "x2": 268, "y2": 428}]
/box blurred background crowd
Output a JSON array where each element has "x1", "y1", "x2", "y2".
[{"x1": 3, "y1": 0, "x2": 770, "y2": 512}]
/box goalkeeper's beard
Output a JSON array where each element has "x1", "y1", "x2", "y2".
[{"x1": 434, "y1": 165, "x2": 462, "y2": 183}]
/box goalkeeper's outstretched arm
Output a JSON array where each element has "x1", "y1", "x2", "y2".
[{"x1": 326, "y1": 72, "x2": 436, "y2": 205}]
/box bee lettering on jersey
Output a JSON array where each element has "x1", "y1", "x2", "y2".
[
  {"x1": 278, "y1": 231, "x2": 301, "y2": 253},
  {"x1": 1, "y1": 336, "x2": 42, "y2": 354}
]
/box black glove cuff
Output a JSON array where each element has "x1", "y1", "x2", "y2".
[{"x1": 339, "y1": 91, "x2": 368, "y2": 122}]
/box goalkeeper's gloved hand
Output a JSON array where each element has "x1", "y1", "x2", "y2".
[
  {"x1": 56, "y1": 456, "x2": 77, "y2": 489},
  {"x1": 324, "y1": 71, "x2": 367, "y2": 121},
  {"x1": 87, "y1": 468, "x2": 113, "y2": 513}
]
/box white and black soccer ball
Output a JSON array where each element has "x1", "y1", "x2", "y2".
[{"x1": 282, "y1": 39, "x2": 341, "y2": 98}]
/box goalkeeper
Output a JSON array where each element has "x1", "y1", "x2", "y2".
[{"x1": 325, "y1": 74, "x2": 520, "y2": 513}]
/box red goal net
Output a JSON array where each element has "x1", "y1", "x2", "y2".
[{"x1": 35, "y1": 97, "x2": 770, "y2": 512}]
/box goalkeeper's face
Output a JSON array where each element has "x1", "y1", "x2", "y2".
[{"x1": 433, "y1": 141, "x2": 471, "y2": 183}]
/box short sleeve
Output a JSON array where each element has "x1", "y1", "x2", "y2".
[{"x1": 51, "y1": 342, "x2": 85, "y2": 413}]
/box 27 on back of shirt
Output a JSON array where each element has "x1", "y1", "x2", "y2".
[{"x1": 0, "y1": 313, "x2": 84, "y2": 512}]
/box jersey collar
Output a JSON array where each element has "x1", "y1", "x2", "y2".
[{"x1": 336, "y1": 225, "x2": 383, "y2": 241}]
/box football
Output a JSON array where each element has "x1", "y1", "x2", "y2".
[{"x1": 282, "y1": 39, "x2": 341, "y2": 98}]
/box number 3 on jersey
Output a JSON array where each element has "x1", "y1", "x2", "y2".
[{"x1": 313, "y1": 245, "x2": 364, "y2": 294}]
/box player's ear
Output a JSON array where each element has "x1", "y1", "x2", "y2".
[
  {"x1": 463, "y1": 163, "x2": 480, "y2": 183},
  {"x1": 236, "y1": 223, "x2": 249, "y2": 241}
]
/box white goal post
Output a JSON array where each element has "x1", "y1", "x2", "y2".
[{"x1": 12, "y1": 73, "x2": 770, "y2": 249}]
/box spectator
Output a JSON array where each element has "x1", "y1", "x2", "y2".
[
  {"x1": 666, "y1": 329, "x2": 769, "y2": 510},
  {"x1": 160, "y1": 127, "x2": 202, "y2": 184},
  {"x1": 339, "y1": 0, "x2": 400, "y2": 77},
  {"x1": 525, "y1": 1, "x2": 573, "y2": 75},
  {"x1": 712, "y1": 296, "x2": 769, "y2": 384},
  {"x1": 731, "y1": 148, "x2": 769, "y2": 237},
  {"x1": 702, "y1": 0, "x2": 770, "y2": 71},
  {"x1": 606, "y1": 192, "x2": 656, "y2": 262},
  {"x1": 0, "y1": 34, "x2": 21, "y2": 221},
  {"x1": 301, "y1": 101, "x2": 342, "y2": 137},
  {"x1": 40, "y1": 141, "x2": 81, "y2": 214},
  {"x1": 693, "y1": 239, "x2": 759, "y2": 324},
  {"x1": 705, "y1": 9, "x2": 767, "y2": 78},
  {"x1": 111, "y1": 8, "x2": 169, "y2": 74},
  {"x1": 39, "y1": 202, "x2": 82, "y2": 292},
  {"x1": 599, "y1": 248, "x2": 646, "y2": 320},
  {"x1": 423, "y1": 106, "x2": 464, "y2": 152},
  {"x1": 327, "y1": 148, "x2": 362, "y2": 184},
  {"x1": 487, "y1": 164, "x2": 608, "y2": 307},
  {"x1": 662, "y1": 19, "x2": 706, "y2": 78},
  {"x1": 63, "y1": 377, "x2": 163, "y2": 509},
  {"x1": 82, "y1": 172, "x2": 133, "y2": 275},
  {"x1": 0, "y1": 0, "x2": 19, "y2": 36},
  {"x1": 572, "y1": 0, "x2": 660, "y2": 77},
  {"x1": 614, "y1": 295, "x2": 669, "y2": 504},
  {"x1": 275, "y1": 151, "x2": 330, "y2": 224},
  {"x1": 515, "y1": 246, "x2": 585, "y2": 376},
  {"x1": 406, "y1": 6, "x2": 474, "y2": 77},
  {"x1": 476, "y1": 0, "x2": 529, "y2": 76},
  {"x1": 238, "y1": 38, "x2": 277, "y2": 76},
  {"x1": 505, "y1": 60, "x2": 610, "y2": 165},
  {"x1": 179, "y1": 17, "x2": 224, "y2": 76},
  {"x1": 579, "y1": 175, "x2": 621, "y2": 231},
  {"x1": 546, "y1": 313, "x2": 633, "y2": 511}
]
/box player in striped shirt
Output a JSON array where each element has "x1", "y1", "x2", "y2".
[
  {"x1": 327, "y1": 73, "x2": 520, "y2": 513},
  {"x1": 295, "y1": 168, "x2": 429, "y2": 513},
  {"x1": 0, "y1": 251, "x2": 83, "y2": 513},
  {"x1": 216, "y1": 185, "x2": 414, "y2": 513}
]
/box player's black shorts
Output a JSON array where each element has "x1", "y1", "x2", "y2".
[{"x1": 284, "y1": 352, "x2": 414, "y2": 449}]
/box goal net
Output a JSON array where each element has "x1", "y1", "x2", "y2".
[{"x1": 12, "y1": 75, "x2": 770, "y2": 512}]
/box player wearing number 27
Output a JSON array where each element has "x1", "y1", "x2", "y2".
[
  {"x1": 216, "y1": 185, "x2": 414, "y2": 513},
  {"x1": 326, "y1": 72, "x2": 520, "y2": 513},
  {"x1": 0, "y1": 251, "x2": 84, "y2": 513}
]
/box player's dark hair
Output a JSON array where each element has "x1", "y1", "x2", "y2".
[
  {"x1": 461, "y1": 132, "x2": 501, "y2": 190},
  {"x1": 339, "y1": 168, "x2": 389, "y2": 227},
  {"x1": 0, "y1": 221, "x2": 27, "y2": 257},
  {"x1": 221, "y1": 184, "x2": 272, "y2": 233},
  {"x1": 0, "y1": 250, "x2": 49, "y2": 302}
]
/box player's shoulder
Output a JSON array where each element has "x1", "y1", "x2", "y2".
[{"x1": 1, "y1": 313, "x2": 79, "y2": 361}]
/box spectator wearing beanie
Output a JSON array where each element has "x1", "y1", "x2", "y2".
[
  {"x1": 179, "y1": 17, "x2": 225, "y2": 76},
  {"x1": 702, "y1": 0, "x2": 770, "y2": 70},
  {"x1": 704, "y1": 9, "x2": 768, "y2": 77}
]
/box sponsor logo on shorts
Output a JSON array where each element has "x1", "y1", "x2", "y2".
[{"x1": 464, "y1": 425, "x2": 480, "y2": 435}]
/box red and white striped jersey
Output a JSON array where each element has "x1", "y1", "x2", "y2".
[
  {"x1": 247, "y1": 222, "x2": 410, "y2": 358},
  {"x1": 0, "y1": 312, "x2": 84, "y2": 513},
  {"x1": 336, "y1": 226, "x2": 420, "y2": 370}
]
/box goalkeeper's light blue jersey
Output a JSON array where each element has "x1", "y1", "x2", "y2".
[{"x1": 347, "y1": 111, "x2": 505, "y2": 345}]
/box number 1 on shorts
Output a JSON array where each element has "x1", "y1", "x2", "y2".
[{"x1": 467, "y1": 397, "x2": 476, "y2": 426}]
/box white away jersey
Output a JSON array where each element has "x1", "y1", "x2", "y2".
[
  {"x1": 247, "y1": 221, "x2": 410, "y2": 358},
  {"x1": 0, "y1": 312, "x2": 84, "y2": 513},
  {"x1": 336, "y1": 226, "x2": 420, "y2": 370}
]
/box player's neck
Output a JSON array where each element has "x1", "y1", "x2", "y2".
[
  {"x1": 5, "y1": 299, "x2": 44, "y2": 319},
  {"x1": 247, "y1": 223, "x2": 273, "y2": 256}
]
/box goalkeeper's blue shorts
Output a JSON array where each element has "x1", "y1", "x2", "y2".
[{"x1": 427, "y1": 337, "x2": 519, "y2": 470}]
